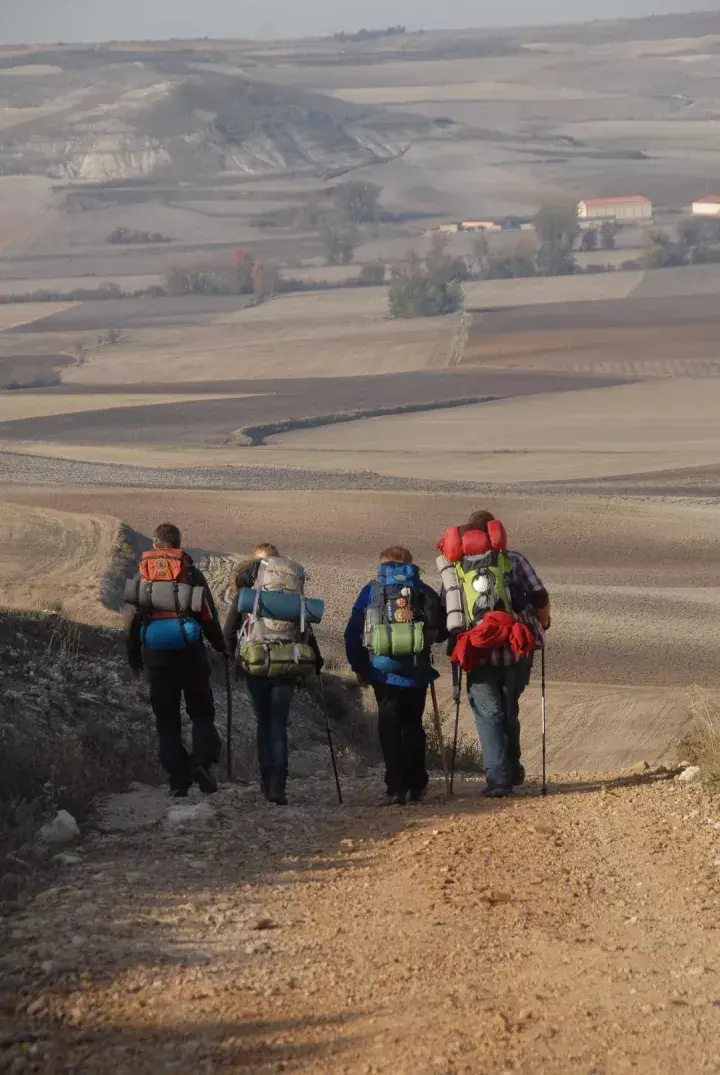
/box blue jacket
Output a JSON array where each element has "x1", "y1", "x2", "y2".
[{"x1": 344, "y1": 568, "x2": 444, "y2": 688}]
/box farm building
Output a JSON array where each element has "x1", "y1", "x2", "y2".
[
  {"x1": 461, "y1": 220, "x2": 501, "y2": 232},
  {"x1": 692, "y1": 196, "x2": 720, "y2": 217},
  {"x1": 577, "y1": 196, "x2": 653, "y2": 222}
]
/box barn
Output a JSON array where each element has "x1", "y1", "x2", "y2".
[
  {"x1": 577, "y1": 196, "x2": 653, "y2": 222},
  {"x1": 692, "y1": 196, "x2": 720, "y2": 217}
]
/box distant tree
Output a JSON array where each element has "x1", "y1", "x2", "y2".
[
  {"x1": 321, "y1": 227, "x2": 358, "y2": 266},
  {"x1": 600, "y1": 221, "x2": 618, "y2": 250},
  {"x1": 534, "y1": 204, "x2": 579, "y2": 251},
  {"x1": 331, "y1": 181, "x2": 382, "y2": 225},
  {"x1": 580, "y1": 228, "x2": 599, "y2": 252},
  {"x1": 357, "y1": 261, "x2": 386, "y2": 285},
  {"x1": 426, "y1": 235, "x2": 471, "y2": 285},
  {"x1": 486, "y1": 240, "x2": 538, "y2": 280},
  {"x1": 649, "y1": 229, "x2": 672, "y2": 248},
  {"x1": 471, "y1": 232, "x2": 490, "y2": 278},
  {"x1": 643, "y1": 244, "x2": 687, "y2": 270},
  {"x1": 251, "y1": 262, "x2": 282, "y2": 299},
  {"x1": 536, "y1": 243, "x2": 578, "y2": 277},
  {"x1": 388, "y1": 252, "x2": 463, "y2": 318}
]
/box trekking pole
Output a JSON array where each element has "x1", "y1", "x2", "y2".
[
  {"x1": 429, "y1": 681, "x2": 451, "y2": 795},
  {"x1": 317, "y1": 673, "x2": 343, "y2": 805},
  {"x1": 450, "y1": 663, "x2": 463, "y2": 795},
  {"x1": 224, "y1": 655, "x2": 234, "y2": 783},
  {"x1": 541, "y1": 647, "x2": 547, "y2": 797}
]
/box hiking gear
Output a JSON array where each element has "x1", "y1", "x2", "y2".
[
  {"x1": 373, "y1": 683, "x2": 429, "y2": 800},
  {"x1": 142, "y1": 617, "x2": 202, "y2": 651},
  {"x1": 466, "y1": 658, "x2": 533, "y2": 792},
  {"x1": 429, "y1": 681, "x2": 451, "y2": 795},
  {"x1": 513, "y1": 763, "x2": 526, "y2": 788},
  {"x1": 346, "y1": 577, "x2": 443, "y2": 689},
  {"x1": 364, "y1": 562, "x2": 426, "y2": 658},
  {"x1": 192, "y1": 763, "x2": 218, "y2": 795},
  {"x1": 382, "y1": 792, "x2": 407, "y2": 807},
  {"x1": 170, "y1": 787, "x2": 190, "y2": 799},
  {"x1": 240, "y1": 641, "x2": 317, "y2": 679},
  {"x1": 237, "y1": 588, "x2": 324, "y2": 624},
  {"x1": 541, "y1": 647, "x2": 547, "y2": 797},
  {"x1": 268, "y1": 774, "x2": 288, "y2": 806},
  {"x1": 450, "y1": 665, "x2": 462, "y2": 794},
  {"x1": 483, "y1": 785, "x2": 512, "y2": 799},
  {"x1": 437, "y1": 522, "x2": 513, "y2": 635},
  {"x1": 239, "y1": 556, "x2": 317, "y2": 678},
  {"x1": 318, "y1": 673, "x2": 343, "y2": 805},
  {"x1": 409, "y1": 787, "x2": 427, "y2": 803},
  {"x1": 150, "y1": 661, "x2": 221, "y2": 791},
  {"x1": 452, "y1": 612, "x2": 535, "y2": 673},
  {"x1": 124, "y1": 550, "x2": 206, "y2": 615},
  {"x1": 125, "y1": 548, "x2": 208, "y2": 652},
  {"x1": 224, "y1": 655, "x2": 233, "y2": 782}
]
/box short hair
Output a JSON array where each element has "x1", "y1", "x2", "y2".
[
  {"x1": 467, "y1": 510, "x2": 496, "y2": 532},
  {"x1": 254, "y1": 543, "x2": 279, "y2": 559},
  {"x1": 379, "y1": 545, "x2": 413, "y2": 565},
  {"x1": 154, "y1": 522, "x2": 182, "y2": 548}
]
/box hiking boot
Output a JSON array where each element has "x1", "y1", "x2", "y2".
[
  {"x1": 260, "y1": 775, "x2": 271, "y2": 801},
  {"x1": 512, "y1": 765, "x2": 526, "y2": 788},
  {"x1": 382, "y1": 792, "x2": 407, "y2": 807},
  {"x1": 170, "y1": 787, "x2": 190, "y2": 799},
  {"x1": 408, "y1": 787, "x2": 427, "y2": 804},
  {"x1": 192, "y1": 764, "x2": 218, "y2": 795},
  {"x1": 268, "y1": 777, "x2": 288, "y2": 806},
  {"x1": 483, "y1": 785, "x2": 512, "y2": 799}
]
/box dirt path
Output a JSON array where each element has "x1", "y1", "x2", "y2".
[{"x1": 2, "y1": 771, "x2": 719, "y2": 1074}]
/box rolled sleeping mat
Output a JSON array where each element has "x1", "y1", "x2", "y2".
[
  {"x1": 237, "y1": 588, "x2": 324, "y2": 624},
  {"x1": 436, "y1": 554, "x2": 466, "y2": 634},
  {"x1": 123, "y1": 578, "x2": 204, "y2": 614}
]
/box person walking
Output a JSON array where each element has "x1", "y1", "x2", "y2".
[
  {"x1": 224, "y1": 544, "x2": 323, "y2": 806},
  {"x1": 125, "y1": 522, "x2": 228, "y2": 798},
  {"x1": 345, "y1": 546, "x2": 444, "y2": 806},
  {"x1": 438, "y1": 510, "x2": 551, "y2": 798}
]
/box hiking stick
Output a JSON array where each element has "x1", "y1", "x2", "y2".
[
  {"x1": 224, "y1": 655, "x2": 234, "y2": 783},
  {"x1": 541, "y1": 647, "x2": 547, "y2": 797},
  {"x1": 318, "y1": 673, "x2": 343, "y2": 805},
  {"x1": 429, "y1": 681, "x2": 451, "y2": 795},
  {"x1": 450, "y1": 663, "x2": 462, "y2": 795}
]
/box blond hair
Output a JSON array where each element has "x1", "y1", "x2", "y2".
[{"x1": 234, "y1": 543, "x2": 280, "y2": 590}]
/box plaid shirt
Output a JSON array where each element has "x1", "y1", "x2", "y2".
[{"x1": 448, "y1": 550, "x2": 547, "y2": 667}]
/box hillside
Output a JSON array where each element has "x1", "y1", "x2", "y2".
[{"x1": 0, "y1": 52, "x2": 426, "y2": 181}]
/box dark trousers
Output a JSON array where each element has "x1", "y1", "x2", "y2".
[
  {"x1": 466, "y1": 658, "x2": 533, "y2": 789},
  {"x1": 246, "y1": 677, "x2": 295, "y2": 785},
  {"x1": 149, "y1": 661, "x2": 221, "y2": 791},
  {"x1": 372, "y1": 683, "x2": 429, "y2": 796}
]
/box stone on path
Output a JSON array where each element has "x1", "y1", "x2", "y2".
[
  {"x1": 676, "y1": 766, "x2": 702, "y2": 784},
  {"x1": 165, "y1": 803, "x2": 215, "y2": 830},
  {"x1": 38, "y1": 811, "x2": 80, "y2": 846}
]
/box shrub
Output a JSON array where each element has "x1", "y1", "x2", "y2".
[
  {"x1": 389, "y1": 256, "x2": 463, "y2": 318},
  {"x1": 357, "y1": 261, "x2": 386, "y2": 286},
  {"x1": 107, "y1": 226, "x2": 172, "y2": 244}
]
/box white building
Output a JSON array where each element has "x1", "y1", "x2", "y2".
[
  {"x1": 692, "y1": 196, "x2": 720, "y2": 217},
  {"x1": 577, "y1": 196, "x2": 653, "y2": 222}
]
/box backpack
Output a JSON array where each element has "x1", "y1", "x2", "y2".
[
  {"x1": 123, "y1": 549, "x2": 205, "y2": 651},
  {"x1": 363, "y1": 562, "x2": 426, "y2": 659},
  {"x1": 239, "y1": 556, "x2": 317, "y2": 678},
  {"x1": 436, "y1": 522, "x2": 514, "y2": 635}
]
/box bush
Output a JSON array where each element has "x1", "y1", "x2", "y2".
[
  {"x1": 389, "y1": 257, "x2": 463, "y2": 318},
  {"x1": 107, "y1": 226, "x2": 172, "y2": 244},
  {"x1": 2, "y1": 370, "x2": 62, "y2": 391},
  {"x1": 321, "y1": 226, "x2": 358, "y2": 266},
  {"x1": 357, "y1": 261, "x2": 386, "y2": 286},
  {"x1": 682, "y1": 688, "x2": 720, "y2": 782}
]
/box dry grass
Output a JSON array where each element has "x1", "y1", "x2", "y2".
[{"x1": 684, "y1": 688, "x2": 720, "y2": 782}]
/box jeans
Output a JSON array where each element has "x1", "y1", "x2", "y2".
[
  {"x1": 149, "y1": 661, "x2": 221, "y2": 791},
  {"x1": 372, "y1": 683, "x2": 429, "y2": 796},
  {"x1": 246, "y1": 677, "x2": 295, "y2": 785},
  {"x1": 466, "y1": 658, "x2": 533, "y2": 789}
]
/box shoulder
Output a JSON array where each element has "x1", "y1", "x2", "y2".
[{"x1": 355, "y1": 583, "x2": 375, "y2": 607}]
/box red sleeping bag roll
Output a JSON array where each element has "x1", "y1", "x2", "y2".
[{"x1": 436, "y1": 520, "x2": 508, "y2": 562}]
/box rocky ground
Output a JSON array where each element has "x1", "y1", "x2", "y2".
[{"x1": 1, "y1": 765, "x2": 718, "y2": 1075}]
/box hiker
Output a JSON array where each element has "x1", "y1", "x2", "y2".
[
  {"x1": 345, "y1": 546, "x2": 444, "y2": 805},
  {"x1": 436, "y1": 509, "x2": 550, "y2": 798},
  {"x1": 224, "y1": 544, "x2": 324, "y2": 806},
  {"x1": 125, "y1": 523, "x2": 228, "y2": 798}
]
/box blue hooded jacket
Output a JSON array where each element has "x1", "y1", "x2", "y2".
[{"x1": 344, "y1": 563, "x2": 443, "y2": 688}]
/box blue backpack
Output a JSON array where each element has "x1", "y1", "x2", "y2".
[{"x1": 363, "y1": 563, "x2": 425, "y2": 659}]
